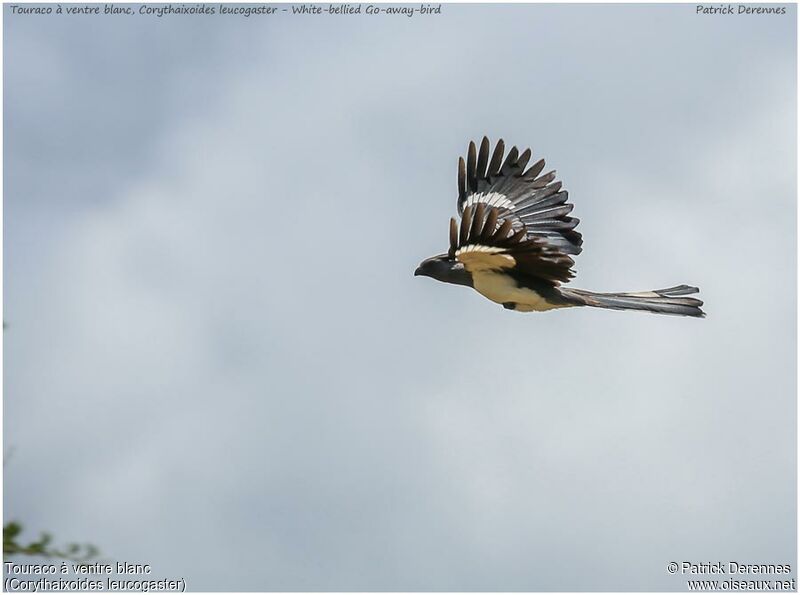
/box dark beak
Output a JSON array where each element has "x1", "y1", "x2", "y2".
[{"x1": 414, "y1": 266, "x2": 423, "y2": 277}]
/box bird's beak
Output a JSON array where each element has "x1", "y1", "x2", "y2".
[{"x1": 414, "y1": 266, "x2": 423, "y2": 277}]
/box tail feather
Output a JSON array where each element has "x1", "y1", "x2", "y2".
[{"x1": 561, "y1": 285, "x2": 705, "y2": 318}]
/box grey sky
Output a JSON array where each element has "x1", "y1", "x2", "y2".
[{"x1": 4, "y1": 3, "x2": 796, "y2": 591}]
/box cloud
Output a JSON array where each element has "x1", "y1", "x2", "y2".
[{"x1": 4, "y1": 4, "x2": 795, "y2": 590}]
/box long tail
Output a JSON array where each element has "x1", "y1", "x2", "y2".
[{"x1": 560, "y1": 285, "x2": 705, "y2": 318}]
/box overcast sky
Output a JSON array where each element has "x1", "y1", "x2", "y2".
[{"x1": 4, "y1": 3, "x2": 796, "y2": 591}]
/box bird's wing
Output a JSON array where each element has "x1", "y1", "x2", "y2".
[
  {"x1": 457, "y1": 137, "x2": 582, "y2": 256},
  {"x1": 449, "y1": 203, "x2": 575, "y2": 285}
]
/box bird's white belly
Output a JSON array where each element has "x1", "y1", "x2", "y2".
[{"x1": 472, "y1": 271, "x2": 567, "y2": 312}]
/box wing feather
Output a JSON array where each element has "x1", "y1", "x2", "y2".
[
  {"x1": 453, "y1": 205, "x2": 574, "y2": 285},
  {"x1": 469, "y1": 202, "x2": 486, "y2": 241},
  {"x1": 456, "y1": 137, "x2": 583, "y2": 257},
  {"x1": 459, "y1": 205, "x2": 472, "y2": 246},
  {"x1": 448, "y1": 217, "x2": 459, "y2": 258},
  {"x1": 523, "y1": 158, "x2": 545, "y2": 180},
  {"x1": 476, "y1": 137, "x2": 490, "y2": 181},
  {"x1": 488, "y1": 140, "x2": 505, "y2": 178},
  {"x1": 457, "y1": 157, "x2": 467, "y2": 202},
  {"x1": 480, "y1": 207, "x2": 499, "y2": 243},
  {"x1": 467, "y1": 141, "x2": 478, "y2": 191}
]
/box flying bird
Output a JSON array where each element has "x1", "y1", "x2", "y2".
[{"x1": 415, "y1": 137, "x2": 704, "y2": 317}]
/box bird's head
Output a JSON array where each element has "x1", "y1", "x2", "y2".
[
  {"x1": 414, "y1": 254, "x2": 450, "y2": 280},
  {"x1": 414, "y1": 254, "x2": 472, "y2": 286}
]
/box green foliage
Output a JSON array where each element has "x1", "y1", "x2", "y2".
[
  {"x1": 3, "y1": 322, "x2": 101, "y2": 563},
  {"x1": 3, "y1": 522, "x2": 98, "y2": 561}
]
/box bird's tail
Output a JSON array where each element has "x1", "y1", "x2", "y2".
[{"x1": 560, "y1": 284, "x2": 705, "y2": 318}]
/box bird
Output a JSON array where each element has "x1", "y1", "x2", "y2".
[{"x1": 414, "y1": 137, "x2": 704, "y2": 317}]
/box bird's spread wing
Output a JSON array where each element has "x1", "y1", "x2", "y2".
[
  {"x1": 457, "y1": 137, "x2": 582, "y2": 256},
  {"x1": 449, "y1": 203, "x2": 575, "y2": 285}
]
